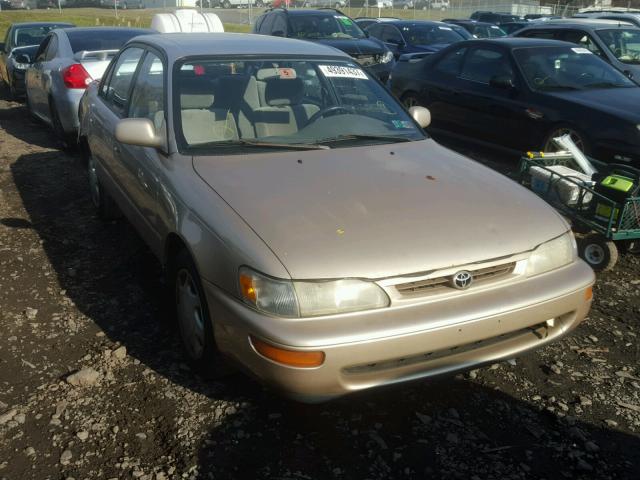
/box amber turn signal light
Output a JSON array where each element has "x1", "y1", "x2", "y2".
[
  {"x1": 239, "y1": 273, "x2": 257, "y2": 302},
  {"x1": 585, "y1": 286, "x2": 593, "y2": 301},
  {"x1": 250, "y1": 336, "x2": 325, "y2": 368}
]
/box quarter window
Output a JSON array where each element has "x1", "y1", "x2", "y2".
[{"x1": 103, "y1": 47, "x2": 144, "y2": 116}]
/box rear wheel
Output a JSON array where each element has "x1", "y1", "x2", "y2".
[
  {"x1": 578, "y1": 233, "x2": 618, "y2": 272},
  {"x1": 88, "y1": 152, "x2": 121, "y2": 220},
  {"x1": 172, "y1": 249, "x2": 231, "y2": 378}
]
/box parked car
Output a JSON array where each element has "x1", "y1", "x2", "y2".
[
  {"x1": 514, "y1": 20, "x2": 640, "y2": 81},
  {"x1": 573, "y1": 12, "x2": 640, "y2": 26},
  {"x1": 1, "y1": 45, "x2": 38, "y2": 98},
  {"x1": 78, "y1": 32, "x2": 594, "y2": 402},
  {"x1": 302, "y1": 0, "x2": 346, "y2": 7},
  {"x1": 391, "y1": 0, "x2": 414, "y2": 9},
  {"x1": 25, "y1": 27, "x2": 151, "y2": 146},
  {"x1": 444, "y1": 20, "x2": 507, "y2": 38},
  {"x1": 353, "y1": 17, "x2": 400, "y2": 30},
  {"x1": 499, "y1": 21, "x2": 529, "y2": 35},
  {"x1": 365, "y1": 20, "x2": 466, "y2": 59},
  {"x1": 0, "y1": 22, "x2": 74, "y2": 98},
  {"x1": 417, "y1": 0, "x2": 449, "y2": 10},
  {"x1": 470, "y1": 11, "x2": 521, "y2": 24},
  {"x1": 253, "y1": 9, "x2": 395, "y2": 82},
  {"x1": 391, "y1": 38, "x2": 640, "y2": 165}
]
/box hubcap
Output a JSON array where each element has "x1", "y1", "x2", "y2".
[
  {"x1": 584, "y1": 243, "x2": 605, "y2": 266},
  {"x1": 544, "y1": 128, "x2": 585, "y2": 152},
  {"x1": 88, "y1": 156, "x2": 101, "y2": 208},
  {"x1": 176, "y1": 269, "x2": 205, "y2": 360}
]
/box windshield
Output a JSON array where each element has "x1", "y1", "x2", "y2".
[
  {"x1": 596, "y1": 28, "x2": 640, "y2": 64},
  {"x1": 514, "y1": 46, "x2": 636, "y2": 90},
  {"x1": 289, "y1": 15, "x2": 366, "y2": 40},
  {"x1": 175, "y1": 58, "x2": 425, "y2": 153},
  {"x1": 401, "y1": 24, "x2": 465, "y2": 45},
  {"x1": 67, "y1": 29, "x2": 150, "y2": 53},
  {"x1": 13, "y1": 25, "x2": 69, "y2": 47},
  {"x1": 472, "y1": 24, "x2": 507, "y2": 38}
]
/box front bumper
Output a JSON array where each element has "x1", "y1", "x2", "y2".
[{"x1": 205, "y1": 260, "x2": 594, "y2": 402}]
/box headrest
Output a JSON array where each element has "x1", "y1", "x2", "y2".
[
  {"x1": 264, "y1": 77, "x2": 304, "y2": 107},
  {"x1": 256, "y1": 67, "x2": 297, "y2": 81},
  {"x1": 180, "y1": 94, "x2": 214, "y2": 110}
]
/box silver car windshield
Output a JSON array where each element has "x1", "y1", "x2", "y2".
[
  {"x1": 175, "y1": 58, "x2": 425, "y2": 153},
  {"x1": 596, "y1": 29, "x2": 640, "y2": 65}
]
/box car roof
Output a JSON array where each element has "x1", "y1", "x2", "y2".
[
  {"x1": 12, "y1": 22, "x2": 74, "y2": 28},
  {"x1": 284, "y1": 9, "x2": 341, "y2": 16},
  {"x1": 448, "y1": 20, "x2": 495, "y2": 26},
  {"x1": 384, "y1": 20, "x2": 451, "y2": 27},
  {"x1": 132, "y1": 33, "x2": 351, "y2": 60},
  {"x1": 457, "y1": 37, "x2": 576, "y2": 48},
  {"x1": 541, "y1": 19, "x2": 635, "y2": 28},
  {"x1": 58, "y1": 27, "x2": 151, "y2": 35}
]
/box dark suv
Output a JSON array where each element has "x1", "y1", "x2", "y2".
[
  {"x1": 253, "y1": 8, "x2": 394, "y2": 82},
  {"x1": 469, "y1": 11, "x2": 520, "y2": 24}
]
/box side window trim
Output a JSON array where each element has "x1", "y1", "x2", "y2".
[
  {"x1": 458, "y1": 46, "x2": 513, "y2": 85},
  {"x1": 126, "y1": 47, "x2": 167, "y2": 120},
  {"x1": 102, "y1": 46, "x2": 145, "y2": 118}
]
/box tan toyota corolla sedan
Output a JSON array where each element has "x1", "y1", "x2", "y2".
[{"x1": 78, "y1": 33, "x2": 595, "y2": 402}]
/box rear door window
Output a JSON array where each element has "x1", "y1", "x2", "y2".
[
  {"x1": 102, "y1": 47, "x2": 144, "y2": 116},
  {"x1": 433, "y1": 47, "x2": 467, "y2": 76},
  {"x1": 460, "y1": 47, "x2": 513, "y2": 84}
]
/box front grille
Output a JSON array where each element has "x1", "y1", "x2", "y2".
[
  {"x1": 353, "y1": 54, "x2": 381, "y2": 67},
  {"x1": 396, "y1": 262, "x2": 516, "y2": 297}
]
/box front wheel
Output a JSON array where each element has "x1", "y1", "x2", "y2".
[
  {"x1": 172, "y1": 249, "x2": 231, "y2": 378},
  {"x1": 401, "y1": 92, "x2": 421, "y2": 109},
  {"x1": 578, "y1": 233, "x2": 618, "y2": 272},
  {"x1": 542, "y1": 126, "x2": 589, "y2": 154}
]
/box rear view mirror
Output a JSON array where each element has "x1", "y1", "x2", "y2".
[
  {"x1": 409, "y1": 106, "x2": 431, "y2": 128},
  {"x1": 489, "y1": 75, "x2": 515, "y2": 89},
  {"x1": 115, "y1": 118, "x2": 164, "y2": 149},
  {"x1": 15, "y1": 54, "x2": 31, "y2": 64}
]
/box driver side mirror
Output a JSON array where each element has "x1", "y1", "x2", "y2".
[
  {"x1": 115, "y1": 118, "x2": 164, "y2": 149},
  {"x1": 489, "y1": 74, "x2": 515, "y2": 90},
  {"x1": 409, "y1": 106, "x2": 431, "y2": 128}
]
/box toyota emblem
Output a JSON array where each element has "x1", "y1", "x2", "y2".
[{"x1": 451, "y1": 270, "x2": 473, "y2": 290}]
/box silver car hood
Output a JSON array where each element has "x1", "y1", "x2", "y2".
[{"x1": 193, "y1": 139, "x2": 567, "y2": 279}]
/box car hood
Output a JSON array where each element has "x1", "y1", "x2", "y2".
[
  {"x1": 193, "y1": 140, "x2": 567, "y2": 279},
  {"x1": 314, "y1": 37, "x2": 385, "y2": 55},
  {"x1": 546, "y1": 86, "x2": 640, "y2": 122}
]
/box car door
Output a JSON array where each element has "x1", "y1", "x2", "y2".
[
  {"x1": 39, "y1": 33, "x2": 59, "y2": 123},
  {"x1": 90, "y1": 46, "x2": 145, "y2": 222},
  {"x1": 455, "y1": 45, "x2": 532, "y2": 148},
  {"x1": 26, "y1": 34, "x2": 52, "y2": 118},
  {"x1": 120, "y1": 50, "x2": 167, "y2": 247}
]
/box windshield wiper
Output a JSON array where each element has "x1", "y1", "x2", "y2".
[
  {"x1": 318, "y1": 134, "x2": 414, "y2": 145},
  {"x1": 190, "y1": 139, "x2": 330, "y2": 150},
  {"x1": 584, "y1": 82, "x2": 629, "y2": 89},
  {"x1": 539, "y1": 84, "x2": 581, "y2": 91}
]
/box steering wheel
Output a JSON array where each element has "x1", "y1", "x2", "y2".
[{"x1": 307, "y1": 105, "x2": 354, "y2": 124}]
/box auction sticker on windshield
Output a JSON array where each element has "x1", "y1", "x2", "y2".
[
  {"x1": 572, "y1": 47, "x2": 593, "y2": 54},
  {"x1": 319, "y1": 65, "x2": 367, "y2": 79}
]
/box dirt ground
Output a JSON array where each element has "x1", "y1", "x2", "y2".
[{"x1": 0, "y1": 93, "x2": 639, "y2": 480}]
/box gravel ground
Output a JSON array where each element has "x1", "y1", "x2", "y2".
[{"x1": 0, "y1": 94, "x2": 639, "y2": 480}]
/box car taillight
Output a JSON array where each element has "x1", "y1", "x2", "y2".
[{"x1": 62, "y1": 64, "x2": 92, "y2": 89}]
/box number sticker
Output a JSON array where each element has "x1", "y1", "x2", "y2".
[
  {"x1": 572, "y1": 47, "x2": 593, "y2": 54},
  {"x1": 318, "y1": 65, "x2": 368, "y2": 79}
]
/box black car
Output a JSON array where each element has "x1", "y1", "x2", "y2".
[
  {"x1": 365, "y1": 20, "x2": 466, "y2": 59},
  {"x1": 0, "y1": 22, "x2": 74, "y2": 98},
  {"x1": 390, "y1": 38, "x2": 640, "y2": 165},
  {"x1": 469, "y1": 11, "x2": 520, "y2": 24},
  {"x1": 444, "y1": 20, "x2": 507, "y2": 38},
  {"x1": 253, "y1": 8, "x2": 395, "y2": 82},
  {"x1": 514, "y1": 20, "x2": 640, "y2": 81}
]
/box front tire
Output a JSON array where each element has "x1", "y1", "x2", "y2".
[
  {"x1": 542, "y1": 125, "x2": 589, "y2": 155},
  {"x1": 172, "y1": 249, "x2": 230, "y2": 378},
  {"x1": 578, "y1": 234, "x2": 618, "y2": 272}
]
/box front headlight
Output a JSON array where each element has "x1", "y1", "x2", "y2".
[
  {"x1": 381, "y1": 50, "x2": 394, "y2": 64},
  {"x1": 239, "y1": 267, "x2": 390, "y2": 318},
  {"x1": 636, "y1": 124, "x2": 640, "y2": 132},
  {"x1": 526, "y1": 231, "x2": 577, "y2": 277},
  {"x1": 13, "y1": 62, "x2": 29, "y2": 70}
]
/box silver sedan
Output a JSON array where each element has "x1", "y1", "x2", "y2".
[{"x1": 25, "y1": 27, "x2": 151, "y2": 146}]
